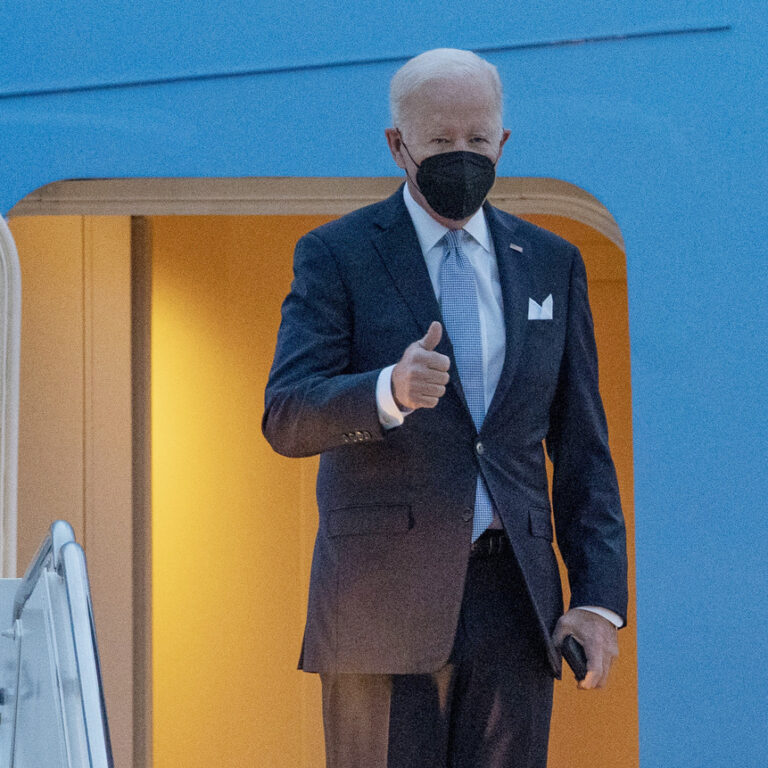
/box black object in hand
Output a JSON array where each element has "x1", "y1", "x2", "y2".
[{"x1": 561, "y1": 635, "x2": 588, "y2": 681}]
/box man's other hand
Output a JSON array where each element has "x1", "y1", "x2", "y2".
[
  {"x1": 392, "y1": 321, "x2": 450, "y2": 410},
  {"x1": 553, "y1": 608, "x2": 619, "y2": 690}
]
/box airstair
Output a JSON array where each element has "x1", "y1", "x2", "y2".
[{"x1": 0, "y1": 520, "x2": 113, "y2": 768}]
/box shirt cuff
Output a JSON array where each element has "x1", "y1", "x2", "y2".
[
  {"x1": 376, "y1": 365, "x2": 412, "y2": 429},
  {"x1": 573, "y1": 606, "x2": 624, "y2": 628}
]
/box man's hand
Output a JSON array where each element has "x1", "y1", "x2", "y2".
[
  {"x1": 553, "y1": 608, "x2": 619, "y2": 690},
  {"x1": 391, "y1": 321, "x2": 450, "y2": 410}
]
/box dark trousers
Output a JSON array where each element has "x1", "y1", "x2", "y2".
[{"x1": 320, "y1": 536, "x2": 554, "y2": 768}]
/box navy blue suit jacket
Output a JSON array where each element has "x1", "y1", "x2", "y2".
[{"x1": 263, "y1": 187, "x2": 628, "y2": 676}]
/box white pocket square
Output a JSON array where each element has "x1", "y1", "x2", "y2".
[{"x1": 528, "y1": 294, "x2": 553, "y2": 320}]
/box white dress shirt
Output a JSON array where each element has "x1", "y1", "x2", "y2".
[
  {"x1": 375, "y1": 184, "x2": 622, "y2": 628},
  {"x1": 376, "y1": 183, "x2": 505, "y2": 425}
]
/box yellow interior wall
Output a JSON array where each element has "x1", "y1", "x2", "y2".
[
  {"x1": 151, "y1": 211, "x2": 637, "y2": 768},
  {"x1": 9, "y1": 214, "x2": 136, "y2": 768},
  {"x1": 9, "y1": 215, "x2": 88, "y2": 559},
  {"x1": 151, "y1": 215, "x2": 330, "y2": 767}
]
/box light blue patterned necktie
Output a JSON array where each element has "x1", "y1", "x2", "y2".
[{"x1": 440, "y1": 228, "x2": 494, "y2": 542}]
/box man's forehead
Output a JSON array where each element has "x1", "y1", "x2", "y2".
[
  {"x1": 401, "y1": 96, "x2": 499, "y2": 135},
  {"x1": 408, "y1": 110, "x2": 497, "y2": 133},
  {"x1": 399, "y1": 75, "x2": 499, "y2": 126},
  {"x1": 404, "y1": 74, "x2": 495, "y2": 105}
]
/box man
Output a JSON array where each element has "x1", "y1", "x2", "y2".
[{"x1": 263, "y1": 48, "x2": 628, "y2": 768}]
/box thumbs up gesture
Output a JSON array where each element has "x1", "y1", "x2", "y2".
[{"x1": 391, "y1": 321, "x2": 451, "y2": 410}]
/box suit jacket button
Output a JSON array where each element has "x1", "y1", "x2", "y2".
[
  {"x1": 475, "y1": 440, "x2": 485, "y2": 455},
  {"x1": 462, "y1": 508, "x2": 473, "y2": 522}
]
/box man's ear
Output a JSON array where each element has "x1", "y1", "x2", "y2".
[
  {"x1": 496, "y1": 128, "x2": 512, "y2": 160},
  {"x1": 385, "y1": 128, "x2": 407, "y2": 170}
]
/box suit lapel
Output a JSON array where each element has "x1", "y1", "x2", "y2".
[
  {"x1": 371, "y1": 188, "x2": 469, "y2": 410},
  {"x1": 484, "y1": 204, "x2": 533, "y2": 426}
]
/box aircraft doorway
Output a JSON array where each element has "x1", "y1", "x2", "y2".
[{"x1": 8, "y1": 177, "x2": 637, "y2": 768}]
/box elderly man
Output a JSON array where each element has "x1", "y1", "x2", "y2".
[{"x1": 263, "y1": 48, "x2": 628, "y2": 768}]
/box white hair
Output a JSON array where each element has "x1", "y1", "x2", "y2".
[{"x1": 389, "y1": 48, "x2": 503, "y2": 130}]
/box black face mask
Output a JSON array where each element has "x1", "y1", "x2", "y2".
[{"x1": 401, "y1": 139, "x2": 497, "y2": 220}]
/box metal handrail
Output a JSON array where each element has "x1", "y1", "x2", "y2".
[
  {"x1": 5, "y1": 520, "x2": 113, "y2": 768},
  {"x1": 11, "y1": 520, "x2": 74, "y2": 621},
  {"x1": 61, "y1": 542, "x2": 113, "y2": 768}
]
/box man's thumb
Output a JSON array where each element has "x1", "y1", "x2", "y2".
[{"x1": 419, "y1": 321, "x2": 443, "y2": 351}]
